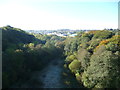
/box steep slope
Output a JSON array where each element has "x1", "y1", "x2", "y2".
[{"x1": 1, "y1": 25, "x2": 41, "y2": 51}]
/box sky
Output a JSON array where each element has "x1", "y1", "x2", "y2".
[{"x1": 0, "y1": 0, "x2": 119, "y2": 30}]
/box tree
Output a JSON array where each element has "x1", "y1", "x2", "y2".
[
  {"x1": 92, "y1": 30, "x2": 113, "y2": 40},
  {"x1": 66, "y1": 54, "x2": 77, "y2": 63},
  {"x1": 82, "y1": 50, "x2": 120, "y2": 88},
  {"x1": 69, "y1": 60, "x2": 81, "y2": 73},
  {"x1": 77, "y1": 48, "x2": 91, "y2": 70}
]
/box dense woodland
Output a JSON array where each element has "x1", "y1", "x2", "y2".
[
  {"x1": 1, "y1": 25, "x2": 120, "y2": 88},
  {"x1": 2, "y1": 25, "x2": 65, "y2": 88},
  {"x1": 64, "y1": 29, "x2": 120, "y2": 88}
]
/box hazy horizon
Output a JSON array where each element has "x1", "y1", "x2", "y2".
[{"x1": 0, "y1": 0, "x2": 119, "y2": 30}]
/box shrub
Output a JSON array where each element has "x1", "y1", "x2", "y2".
[
  {"x1": 65, "y1": 55, "x2": 77, "y2": 63},
  {"x1": 75, "y1": 73, "x2": 82, "y2": 83},
  {"x1": 68, "y1": 60, "x2": 81, "y2": 73}
]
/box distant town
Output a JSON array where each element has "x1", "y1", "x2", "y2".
[{"x1": 25, "y1": 28, "x2": 116, "y2": 37}]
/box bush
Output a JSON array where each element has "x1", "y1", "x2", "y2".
[
  {"x1": 68, "y1": 60, "x2": 81, "y2": 73},
  {"x1": 75, "y1": 73, "x2": 82, "y2": 83},
  {"x1": 66, "y1": 55, "x2": 77, "y2": 63}
]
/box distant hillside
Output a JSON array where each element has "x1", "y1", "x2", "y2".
[{"x1": 1, "y1": 25, "x2": 41, "y2": 51}]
